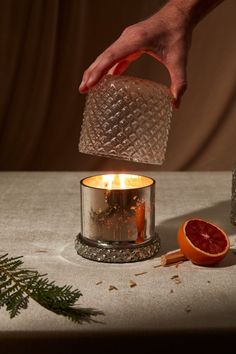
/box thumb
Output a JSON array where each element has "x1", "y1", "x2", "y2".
[
  {"x1": 168, "y1": 58, "x2": 187, "y2": 108},
  {"x1": 108, "y1": 52, "x2": 142, "y2": 75},
  {"x1": 108, "y1": 60, "x2": 130, "y2": 75}
]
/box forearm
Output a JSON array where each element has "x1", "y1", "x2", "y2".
[{"x1": 169, "y1": 0, "x2": 225, "y2": 27}]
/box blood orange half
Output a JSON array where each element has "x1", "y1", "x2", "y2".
[{"x1": 178, "y1": 218, "x2": 230, "y2": 266}]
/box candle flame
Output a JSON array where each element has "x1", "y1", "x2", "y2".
[
  {"x1": 82, "y1": 174, "x2": 153, "y2": 190},
  {"x1": 102, "y1": 174, "x2": 140, "y2": 190}
]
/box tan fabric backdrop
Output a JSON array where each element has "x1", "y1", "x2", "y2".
[{"x1": 0, "y1": 0, "x2": 235, "y2": 171}]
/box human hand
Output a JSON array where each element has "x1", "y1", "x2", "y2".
[{"x1": 79, "y1": 2, "x2": 193, "y2": 107}]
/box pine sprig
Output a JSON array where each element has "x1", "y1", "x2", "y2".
[{"x1": 0, "y1": 254, "x2": 103, "y2": 323}]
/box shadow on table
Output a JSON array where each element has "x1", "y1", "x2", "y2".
[
  {"x1": 54, "y1": 307, "x2": 105, "y2": 325},
  {"x1": 1, "y1": 329, "x2": 236, "y2": 354},
  {"x1": 155, "y1": 199, "x2": 236, "y2": 267}
]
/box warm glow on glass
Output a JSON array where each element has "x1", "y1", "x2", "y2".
[
  {"x1": 82, "y1": 174, "x2": 154, "y2": 190},
  {"x1": 102, "y1": 174, "x2": 115, "y2": 190},
  {"x1": 102, "y1": 174, "x2": 136, "y2": 190},
  {"x1": 119, "y1": 174, "x2": 127, "y2": 189}
]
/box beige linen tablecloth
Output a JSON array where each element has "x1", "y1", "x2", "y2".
[{"x1": 0, "y1": 172, "x2": 236, "y2": 353}]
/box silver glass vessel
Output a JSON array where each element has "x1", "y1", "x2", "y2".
[{"x1": 75, "y1": 174, "x2": 160, "y2": 263}]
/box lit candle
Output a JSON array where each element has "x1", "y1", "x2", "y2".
[{"x1": 79, "y1": 173, "x2": 155, "y2": 243}]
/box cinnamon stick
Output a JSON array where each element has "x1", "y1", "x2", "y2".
[{"x1": 161, "y1": 249, "x2": 187, "y2": 266}]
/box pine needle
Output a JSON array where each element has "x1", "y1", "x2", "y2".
[{"x1": 0, "y1": 253, "x2": 103, "y2": 324}]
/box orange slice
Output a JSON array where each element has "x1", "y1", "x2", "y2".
[{"x1": 178, "y1": 218, "x2": 230, "y2": 266}]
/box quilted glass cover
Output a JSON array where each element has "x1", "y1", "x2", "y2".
[{"x1": 79, "y1": 75, "x2": 173, "y2": 165}]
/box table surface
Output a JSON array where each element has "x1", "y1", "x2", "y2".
[{"x1": 0, "y1": 172, "x2": 236, "y2": 351}]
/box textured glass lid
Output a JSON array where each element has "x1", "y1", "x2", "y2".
[{"x1": 79, "y1": 75, "x2": 173, "y2": 165}]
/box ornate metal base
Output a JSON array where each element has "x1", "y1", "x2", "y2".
[{"x1": 75, "y1": 233, "x2": 160, "y2": 263}]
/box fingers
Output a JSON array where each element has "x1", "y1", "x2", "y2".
[
  {"x1": 167, "y1": 56, "x2": 187, "y2": 108},
  {"x1": 79, "y1": 52, "x2": 116, "y2": 93},
  {"x1": 79, "y1": 24, "x2": 145, "y2": 92},
  {"x1": 79, "y1": 40, "x2": 141, "y2": 93},
  {"x1": 146, "y1": 48, "x2": 188, "y2": 108},
  {"x1": 108, "y1": 61, "x2": 130, "y2": 75},
  {"x1": 108, "y1": 52, "x2": 142, "y2": 75},
  {"x1": 172, "y1": 82, "x2": 187, "y2": 108}
]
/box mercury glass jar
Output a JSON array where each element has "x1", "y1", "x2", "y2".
[
  {"x1": 79, "y1": 74, "x2": 173, "y2": 165},
  {"x1": 231, "y1": 164, "x2": 236, "y2": 225},
  {"x1": 75, "y1": 173, "x2": 160, "y2": 263}
]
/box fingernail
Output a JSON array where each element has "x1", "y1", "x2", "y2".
[
  {"x1": 79, "y1": 79, "x2": 86, "y2": 89},
  {"x1": 171, "y1": 91, "x2": 178, "y2": 108}
]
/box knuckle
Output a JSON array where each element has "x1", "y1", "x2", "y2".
[
  {"x1": 122, "y1": 24, "x2": 147, "y2": 38},
  {"x1": 122, "y1": 25, "x2": 135, "y2": 36},
  {"x1": 121, "y1": 24, "x2": 148, "y2": 48},
  {"x1": 136, "y1": 27, "x2": 149, "y2": 41}
]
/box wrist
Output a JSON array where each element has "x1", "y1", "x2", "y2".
[
  {"x1": 168, "y1": 0, "x2": 224, "y2": 27},
  {"x1": 159, "y1": 1, "x2": 195, "y2": 31}
]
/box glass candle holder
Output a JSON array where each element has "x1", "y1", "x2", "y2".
[
  {"x1": 75, "y1": 173, "x2": 160, "y2": 263},
  {"x1": 79, "y1": 75, "x2": 173, "y2": 165}
]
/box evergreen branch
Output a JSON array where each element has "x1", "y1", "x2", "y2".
[{"x1": 0, "y1": 254, "x2": 104, "y2": 324}]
